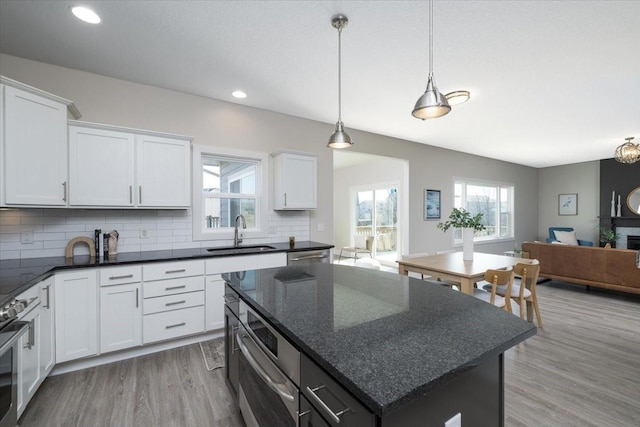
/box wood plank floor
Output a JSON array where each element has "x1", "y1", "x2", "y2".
[{"x1": 19, "y1": 280, "x2": 640, "y2": 426}]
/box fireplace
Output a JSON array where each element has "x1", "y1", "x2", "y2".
[{"x1": 628, "y1": 236, "x2": 640, "y2": 251}]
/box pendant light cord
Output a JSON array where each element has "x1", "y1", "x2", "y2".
[
  {"x1": 429, "y1": 0, "x2": 433, "y2": 76},
  {"x1": 338, "y1": 25, "x2": 343, "y2": 122}
]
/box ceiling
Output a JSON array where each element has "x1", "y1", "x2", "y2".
[{"x1": 1, "y1": 1, "x2": 638, "y2": 168}]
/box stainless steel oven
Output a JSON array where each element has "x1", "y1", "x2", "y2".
[
  {"x1": 234, "y1": 301, "x2": 301, "y2": 427},
  {"x1": 0, "y1": 321, "x2": 29, "y2": 427}
]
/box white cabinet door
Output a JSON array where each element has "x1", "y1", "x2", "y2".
[
  {"x1": 54, "y1": 270, "x2": 98, "y2": 363},
  {"x1": 69, "y1": 126, "x2": 135, "y2": 206},
  {"x1": 272, "y1": 152, "x2": 317, "y2": 210},
  {"x1": 205, "y1": 275, "x2": 225, "y2": 331},
  {"x1": 3, "y1": 86, "x2": 68, "y2": 206},
  {"x1": 136, "y1": 134, "x2": 190, "y2": 207},
  {"x1": 100, "y1": 283, "x2": 142, "y2": 353},
  {"x1": 17, "y1": 306, "x2": 41, "y2": 418},
  {"x1": 39, "y1": 277, "x2": 55, "y2": 377}
]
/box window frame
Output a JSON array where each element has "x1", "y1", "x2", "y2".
[
  {"x1": 452, "y1": 177, "x2": 515, "y2": 245},
  {"x1": 192, "y1": 145, "x2": 269, "y2": 242}
]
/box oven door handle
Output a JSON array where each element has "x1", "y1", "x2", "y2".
[
  {"x1": 0, "y1": 321, "x2": 30, "y2": 355},
  {"x1": 236, "y1": 330, "x2": 295, "y2": 402}
]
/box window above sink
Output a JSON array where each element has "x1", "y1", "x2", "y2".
[{"x1": 192, "y1": 145, "x2": 269, "y2": 242}]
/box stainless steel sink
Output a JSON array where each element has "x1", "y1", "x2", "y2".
[{"x1": 206, "y1": 245, "x2": 276, "y2": 255}]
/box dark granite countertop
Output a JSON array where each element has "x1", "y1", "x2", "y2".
[
  {"x1": 0, "y1": 241, "x2": 332, "y2": 306},
  {"x1": 224, "y1": 263, "x2": 536, "y2": 417}
]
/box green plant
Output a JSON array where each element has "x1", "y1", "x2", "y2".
[
  {"x1": 437, "y1": 208, "x2": 486, "y2": 232},
  {"x1": 599, "y1": 226, "x2": 618, "y2": 243}
]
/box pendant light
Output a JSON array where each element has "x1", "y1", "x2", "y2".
[
  {"x1": 412, "y1": 0, "x2": 451, "y2": 120},
  {"x1": 327, "y1": 15, "x2": 353, "y2": 149},
  {"x1": 614, "y1": 137, "x2": 639, "y2": 164}
]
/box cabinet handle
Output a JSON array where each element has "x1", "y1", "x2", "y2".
[
  {"x1": 139, "y1": 186, "x2": 142, "y2": 204},
  {"x1": 298, "y1": 410, "x2": 311, "y2": 419},
  {"x1": 43, "y1": 285, "x2": 51, "y2": 309},
  {"x1": 165, "y1": 322, "x2": 186, "y2": 329},
  {"x1": 136, "y1": 288, "x2": 139, "y2": 308},
  {"x1": 62, "y1": 181, "x2": 67, "y2": 202},
  {"x1": 306, "y1": 385, "x2": 351, "y2": 424},
  {"x1": 165, "y1": 285, "x2": 186, "y2": 291},
  {"x1": 165, "y1": 300, "x2": 186, "y2": 307},
  {"x1": 284, "y1": 192, "x2": 287, "y2": 207},
  {"x1": 24, "y1": 319, "x2": 35, "y2": 350},
  {"x1": 165, "y1": 269, "x2": 186, "y2": 274},
  {"x1": 109, "y1": 274, "x2": 134, "y2": 280},
  {"x1": 129, "y1": 185, "x2": 133, "y2": 204}
]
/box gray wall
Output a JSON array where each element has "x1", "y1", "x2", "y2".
[
  {"x1": 332, "y1": 133, "x2": 540, "y2": 255},
  {"x1": 2, "y1": 53, "x2": 543, "y2": 258},
  {"x1": 537, "y1": 161, "x2": 600, "y2": 244}
]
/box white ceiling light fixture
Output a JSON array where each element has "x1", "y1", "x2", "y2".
[
  {"x1": 412, "y1": 0, "x2": 451, "y2": 120},
  {"x1": 232, "y1": 90, "x2": 247, "y2": 99},
  {"x1": 445, "y1": 90, "x2": 470, "y2": 106},
  {"x1": 327, "y1": 14, "x2": 353, "y2": 149},
  {"x1": 70, "y1": 6, "x2": 101, "y2": 24},
  {"x1": 614, "y1": 137, "x2": 639, "y2": 164}
]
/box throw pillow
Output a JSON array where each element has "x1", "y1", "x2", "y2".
[{"x1": 553, "y1": 230, "x2": 579, "y2": 246}]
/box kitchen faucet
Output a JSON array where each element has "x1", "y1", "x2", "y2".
[{"x1": 234, "y1": 214, "x2": 246, "y2": 247}]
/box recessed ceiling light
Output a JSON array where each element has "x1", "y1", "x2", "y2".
[
  {"x1": 232, "y1": 90, "x2": 247, "y2": 99},
  {"x1": 71, "y1": 6, "x2": 101, "y2": 24}
]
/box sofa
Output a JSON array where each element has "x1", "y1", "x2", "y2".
[{"x1": 522, "y1": 241, "x2": 640, "y2": 294}]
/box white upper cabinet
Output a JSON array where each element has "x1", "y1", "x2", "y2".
[
  {"x1": 136, "y1": 134, "x2": 191, "y2": 208},
  {"x1": 1, "y1": 78, "x2": 79, "y2": 207},
  {"x1": 69, "y1": 125, "x2": 135, "y2": 207},
  {"x1": 67, "y1": 121, "x2": 191, "y2": 209},
  {"x1": 271, "y1": 151, "x2": 317, "y2": 210}
]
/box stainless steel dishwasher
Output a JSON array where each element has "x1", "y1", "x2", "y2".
[{"x1": 287, "y1": 249, "x2": 331, "y2": 265}]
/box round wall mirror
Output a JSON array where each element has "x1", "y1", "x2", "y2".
[{"x1": 627, "y1": 186, "x2": 640, "y2": 216}]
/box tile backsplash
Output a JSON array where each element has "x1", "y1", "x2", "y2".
[{"x1": 0, "y1": 208, "x2": 309, "y2": 260}]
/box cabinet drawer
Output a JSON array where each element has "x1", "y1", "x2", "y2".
[
  {"x1": 99, "y1": 265, "x2": 142, "y2": 286},
  {"x1": 143, "y1": 276, "x2": 204, "y2": 299},
  {"x1": 17, "y1": 284, "x2": 40, "y2": 306},
  {"x1": 143, "y1": 260, "x2": 204, "y2": 281},
  {"x1": 143, "y1": 290, "x2": 204, "y2": 315},
  {"x1": 301, "y1": 354, "x2": 374, "y2": 427},
  {"x1": 205, "y1": 253, "x2": 286, "y2": 275},
  {"x1": 143, "y1": 306, "x2": 204, "y2": 344}
]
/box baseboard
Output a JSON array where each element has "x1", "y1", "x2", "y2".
[{"x1": 51, "y1": 330, "x2": 224, "y2": 376}]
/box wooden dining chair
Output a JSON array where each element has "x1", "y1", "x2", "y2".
[
  {"x1": 473, "y1": 269, "x2": 514, "y2": 313},
  {"x1": 484, "y1": 261, "x2": 543, "y2": 327}
]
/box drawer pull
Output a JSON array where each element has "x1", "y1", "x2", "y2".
[
  {"x1": 306, "y1": 385, "x2": 351, "y2": 424},
  {"x1": 165, "y1": 269, "x2": 186, "y2": 274},
  {"x1": 165, "y1": 322, "x2": 186, "y2": 329},
  {"x1": 165, "y1": 285, "x2": 186, "y2": 291},
  {"x1": 109, "y1": 274, "x2": 134, "y2": 280},
  {"x1": 165, "y1": 300, "x2": 186, "y2": 307}
]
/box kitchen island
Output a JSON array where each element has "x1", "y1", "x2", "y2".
[{"x1": 224, "y1": 263, "x2": 536, "y2": 427}]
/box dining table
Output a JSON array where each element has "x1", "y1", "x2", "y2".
[{"x1": 397, "y1": 251, "x2": 533, "y2": 295}]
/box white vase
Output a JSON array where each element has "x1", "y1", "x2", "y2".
[{"x1": 462, "y1": 227, "x2": 475, "y2": 261}]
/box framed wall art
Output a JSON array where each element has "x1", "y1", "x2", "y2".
[
  {"x1": 558, "y1": 193, "x2": 578, "y2": 216},
  {"x1": 424, "y1": 189, "x2": 441, "y2": 220}
]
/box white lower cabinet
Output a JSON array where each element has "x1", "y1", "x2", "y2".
[
  {"x1": 205, "y1": 276, "x2": 225, "y2": 331},
  {"x1": 100, "y1": 283, "x2": 142, "y2": 353},
  {"x1": 54, "y1": 269, "x2": 98, "y2": 363},
  {"x1": 98, "y1": 265, "x2": 143, "y2": 354},
  {"x1": 143, "y1": 306, "x2": 205, "y2": 344},
  {"x1": 142, "y1": 260, "x2": 205, "y2": 344},
  {"x1": 38, "y1": 277, "x2": 55, "y2": 378},
  {"x1": 17, "y1": 303, "x2": 41, "y2": 418}
]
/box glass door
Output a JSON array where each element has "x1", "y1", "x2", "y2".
[{"x1": 355, "y1": 187, "x2": 398, "y2": 263}]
